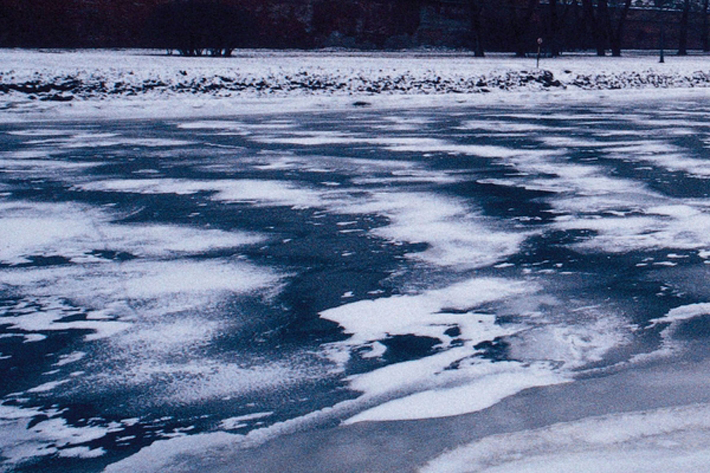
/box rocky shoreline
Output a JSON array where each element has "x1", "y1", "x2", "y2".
[{"x1": 2, "y1": 66, "x2": 710, "y2": 103}]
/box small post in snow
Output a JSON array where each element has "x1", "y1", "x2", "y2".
[{"x1": 536, "y1": 38, "x2": 543, "y2": 68}]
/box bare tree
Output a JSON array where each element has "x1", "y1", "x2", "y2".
[
  {"x1": 582, "y1": 0, "x2": 606, "y2": 54},
  {"x1": 607, "y1": 0, "x2": 634, "y2": 56},
  {"x1": 547, "y1": 0, "x2": 562, "y2": 56},
  {"x1": 656, "y1": 0, "x2": 703, "y2": 56},
  {"x1": 703, "y1": 0, "x2": 710, "y2": 51},
  {"x1": 550, "y1": 0, "x2": 586, "y2": 52},
  {"x1": 581, "y1": 0, "x2": 633, "y2": 56},
  {"x1": 508, "y1": 0, "x2": 541, "y2": 57},
  {"x1": 147, "y1": 0, "x2": 253, "y2": 57},
  {"x1": 678, "y1": 0, "x2": 691, "y2": 54},
  {"x1": 468, "y1": 0, "x2": 486, "y2": 57},
  {"x1": 550, "y1": 0, "x2": 589, "y2": 53}
]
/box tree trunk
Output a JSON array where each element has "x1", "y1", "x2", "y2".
[
  {"x1": 564, "y1": 0, "x2": 585, "y2": 52},
  {"x1": 678, "y1": 0, "x2": 690, "y2": 55},
  {"x1": 548, "y1": 0, "x2": 560, "y2": 56},
  {"x1": 507, "y1": 0, "x2": 521, "y2": 56},
  {"x1": 596, "y1": 0, "x2": 612, "y2": 54},
  {"x1": 703, "y1": 0, "x2": 710, "y2": 52},
  {"x1": 609, "y1": 0, "x2": 633, "y2": 57},
  {"x1": 582, "y1": 0, "x2": 605, "y2": 55},
  {"x1": 469, "y1": 0, "x2": 485, "y2": 57},
  {"x1": 509, "y1": 0, "x2": 540, "y2": 57}
]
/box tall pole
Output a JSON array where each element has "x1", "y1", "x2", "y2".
[{"x1": 537, "y1": 37, "x2": 543, "y2": 68}]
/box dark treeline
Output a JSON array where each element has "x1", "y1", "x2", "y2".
[
  {"x1": 0, "y1": 0, "x2": 708, "y2": 56},
  {"x1": 146, "y1": 1, "x2": 256, "y2": 56}
]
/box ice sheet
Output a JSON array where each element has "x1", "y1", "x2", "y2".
[
  {"x1": 3, "y1": 54, "x2": 710, "y2": 471},
  {"x1": 422, "y1": 403, "x2": 710, "y2": 473}
]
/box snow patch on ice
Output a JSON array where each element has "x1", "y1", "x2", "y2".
[
  {"x1": 381, "y1": 138, "x2": 556, "y2": 159},
  {"x1": 7, "y1": 129, "x2": 69, "y2": 137},
  {"x1": 346, "y1": 363, "x2": 565, "y2": 423},
  {"x1": 122, "y1": 260, "x2": 276, "y2": 297},
  {"x1": 319, "y1": 278, "x2": 590, "y2": 423},
  {"x1": 0, "y1": 197, "x2": 287, "y2": 409},
  {"x1": 252, "y1": 133, "x2": 550, "y2": 160},
  {"x1": 103, "y1": 431, "x2": 241, "y2": 473},
  {"x1": 111, "y1": 360, "x2": 313, "y2": 405},
  {"x1": 336, "y1": 191, "x2": 526, "y2": 268},
  {"x1": 651, "y1": 303, "x2": 710, "y2": 327},
  {"x1": 321, "y1": 278, "x2": 532, "y2": 345},
  {"x1": 0, "y1": 404, "x2": 113, "y2": 467},
  {"x1": 57, "y1": 446, "x2": 106, "y2": 458},
  {"x1": 556, "y1": 204, "x2": 710, "y2": 253},
  {"x1": 320, "y1": 269, "x2": 634, "y2": 423},
  {"x1": 77, "y1": 178, "x2": 325, "y2": 209},
  {"x1": 0, "y1": 200, "x2": 264, "y2": 265},
  {"x1": 22, "y1": 132, "x2": 195, "y2": 149},
  {"x1": 219, "y1": 412, "x2": 273, "y2": 430},
  {"x1": 458, "y1": 120, "x2": 552, "y2": 133}
]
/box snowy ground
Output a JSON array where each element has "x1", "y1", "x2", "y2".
[
  {"x1": 1, "y1": 49, "x2": 710, "y2": 473},
  {"x1": 0, "y1": 49, "x2": 709, "y2": 121}
]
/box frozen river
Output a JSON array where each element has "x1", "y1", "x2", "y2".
[{"x1": 2, "y1": 95, "x2": 710, "y2": 472}]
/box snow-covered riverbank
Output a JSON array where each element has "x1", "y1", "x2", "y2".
[{"x1": 1, "y1": 49, "x2": 709, "y2": 121}]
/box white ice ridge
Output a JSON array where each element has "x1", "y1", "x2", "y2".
[
  {"x1": 344, "y1": 361, "x2": 566, "y2": 423},
  {"x1": 650, "y1": 303, "x2": 710, "y2": 327},
  {"x1": 421, "y1": 403, "x2": 710, "y2": 473}
]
